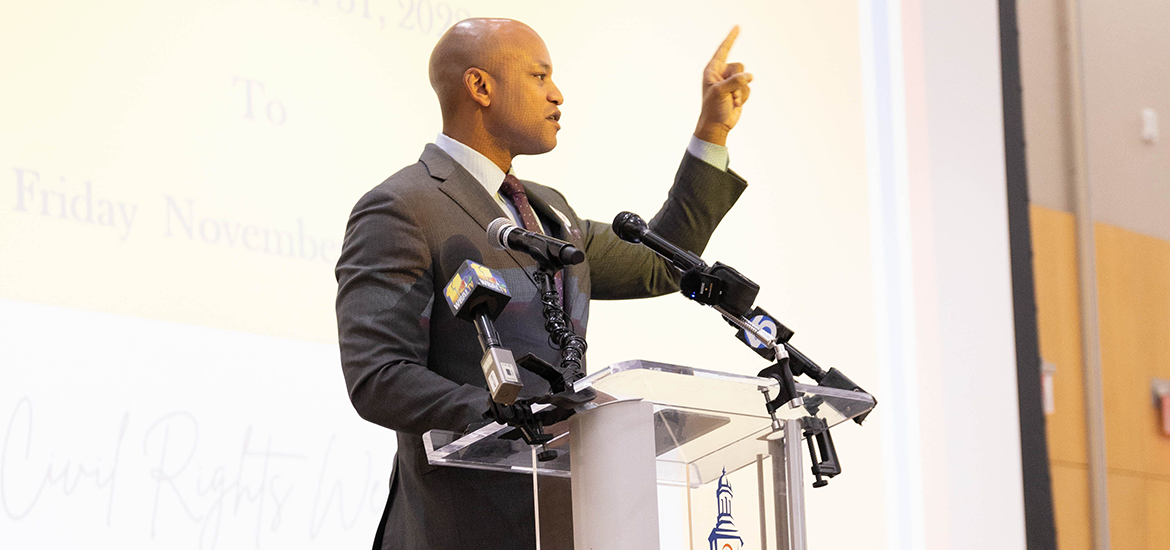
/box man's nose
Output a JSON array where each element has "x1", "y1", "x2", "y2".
[{"x1": 549, "y1": 81, "x2": 564, "y2": 105}]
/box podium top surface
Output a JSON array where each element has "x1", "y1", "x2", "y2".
[
  {"x1": 424, "y1": 359, "x2": 875, "y2": 487},
  {"x1": 578, "y1": 359, "x2": 872, "y2": 422}
]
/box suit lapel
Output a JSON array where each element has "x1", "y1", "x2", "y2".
[
  {"x1": 421, "y1": 144, "x2": 539, "y2": 286},
  {"x1": 421, "y1": 144, "x2": 585, "y2": 313}
]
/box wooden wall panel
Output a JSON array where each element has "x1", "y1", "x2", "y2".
[
  {"x1": 1032, "y1": 205, "x2": 1091, "y2": 549},
  {"x1": 1148, "y1": 477, "x2": 1170, "y2": 548},
  {"x1": 1102, "y1": 471, "x2": 1170, "y2": 549},
  {"x1": 1033, "y1": 208, "x2": 1170, "y2": 549},
  {"x1": 1096, "y1": 223, "x2": 1170, "y2": 478},
  {"x1": 1031, "y1": 205, "x2": 1088, "y2": 465},
  {"x1": 1107, "y1": 471, "x2": 1148, "y2": 549},
  {"x1": 1051, "y1": 462, "x2": 1092, "y2": 550}
]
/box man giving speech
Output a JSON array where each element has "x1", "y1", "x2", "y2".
[{"x1": 335, "y1": 18, "x2": 753, "y2": 550}]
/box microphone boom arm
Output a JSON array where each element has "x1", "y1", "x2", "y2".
[{"x1": 611, "y1": 210, "x2": 880, "y2": 488}]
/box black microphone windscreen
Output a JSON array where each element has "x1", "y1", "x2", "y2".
[
  {"x1": 438, "y1": 234, "x2": 484, "y2": 282},
  {"x1": 612, "y1": 211, "x2": 647, "y2": 243}
]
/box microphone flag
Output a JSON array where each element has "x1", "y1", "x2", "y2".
[
  {"x1": 734, "y1": 307, "x2": 794, "y2": 361},
  {"x1": 443, "y1": 260, "x2": 511, "y2": 320}
]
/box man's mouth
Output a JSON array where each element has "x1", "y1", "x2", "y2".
[{"x1": 547, "y1": 111, "x2": 561, "y2": 123}]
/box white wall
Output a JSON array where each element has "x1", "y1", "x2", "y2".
[{"x1": 861, "y1": 0, "x2": 1028, "y2": 548}]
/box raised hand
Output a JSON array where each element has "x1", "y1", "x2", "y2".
[{"x1": 695, "y1": 26, "x2": 753, "y2": 146}]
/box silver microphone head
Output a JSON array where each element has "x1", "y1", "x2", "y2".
[{"x1": 486, "y1": 217, "x2": 514, "y2": 250}]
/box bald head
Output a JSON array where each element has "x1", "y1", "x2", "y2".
[{"x1": 429, "y1": 18, "x2": 541, "y2": 119}]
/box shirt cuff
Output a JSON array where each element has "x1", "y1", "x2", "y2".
[{"x1": 687, "y1": 136, "x2": 730, "y2": 171}]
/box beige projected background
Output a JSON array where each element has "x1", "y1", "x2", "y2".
[{"x1": 1, "y1": 0, "x2": 880, "y2": 548}]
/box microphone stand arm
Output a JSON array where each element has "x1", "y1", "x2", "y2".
[
  {"x1": 484, "y1": 263, "x2": 596, "y2": 463},
  {"x1": 714, "y1": 304, "x2": 803, "y2": 413},
  {"x1": 613, "y1": 211, "x2": 873, "y2": 487},
  {"x1": 725, "y1": 306, "x2": 845, "y2": 487}
]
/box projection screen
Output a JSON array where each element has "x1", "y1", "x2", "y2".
[{"x1": 1, "y1": 1, "x2": 886, "y2": 548}]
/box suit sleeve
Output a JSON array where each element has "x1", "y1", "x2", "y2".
[
  {"x1": 583, "y1": 151, "x2": 748, "y2": 299},
  {"x1": 335, "y1": 187, "x2": 488, "y2": 437}
]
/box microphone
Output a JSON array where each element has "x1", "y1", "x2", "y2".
[
  {"x1": 611, "y1": 211, "x2": 706, "y2": 272},
  {"x1": 487, "y1": 217, "x2": 585, "y2": 268},
  {"x1": 612, "y1": 211, "x2": 758, "y2": 315},
  {"x1": 439, "y1": 236, "x2": 524, "y2": 405},
  {"x1": 612, "y1": 215, "x2": 876, "y2": 427}
]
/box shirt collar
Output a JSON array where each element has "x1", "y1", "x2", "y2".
[{"x1": 434, "y1": 133, "x2": 514, "y2": 196}]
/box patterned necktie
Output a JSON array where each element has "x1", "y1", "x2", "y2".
[{"x1": 499, "y1": 174, "x2": 565, "y2": 308}]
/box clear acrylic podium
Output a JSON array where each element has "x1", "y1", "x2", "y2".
[{"x1": 423, "y1": 360, "x2": 876, "y2": 550}]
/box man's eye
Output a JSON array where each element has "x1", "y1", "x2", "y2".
[{"x1": 534, "y1": 74, "x2": 546, "y2": 81}]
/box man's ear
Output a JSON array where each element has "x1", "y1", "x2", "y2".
[{"x1": 464, "y1": 68, "x2": 492, "y2": 108}]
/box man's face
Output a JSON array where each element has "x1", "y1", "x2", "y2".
[{"x1": 483, "y1": 29, "x2": 564, "y2": 157}]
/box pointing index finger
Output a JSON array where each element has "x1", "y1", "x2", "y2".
[{"x1": 710, "y1": 25, "x2": 740, "y2": 65}]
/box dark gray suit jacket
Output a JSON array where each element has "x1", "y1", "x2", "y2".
[{"x1": 335, "y1": 144, "x2": 746, "y2": 549}]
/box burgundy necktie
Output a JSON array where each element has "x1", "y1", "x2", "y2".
[{"x1": 499, "y1": 174, "x2": 565, "y2": 307}]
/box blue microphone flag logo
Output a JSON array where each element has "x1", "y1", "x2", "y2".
[
  {"x1": 742, "y1": 314, "x2": 777, "y2": 350},
  {"x1": 443, "y1": 259, "x2": 510, "y2": 313}
]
